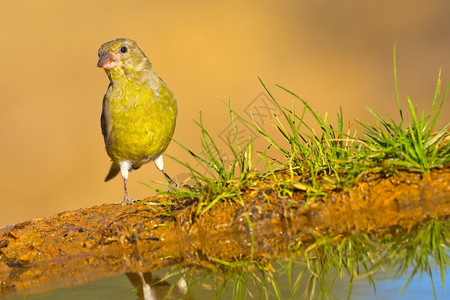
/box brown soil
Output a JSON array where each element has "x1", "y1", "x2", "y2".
[{"x1": 1, "y1": 167, "x2": 449, "y2": 296}]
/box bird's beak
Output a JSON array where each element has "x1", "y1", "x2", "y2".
[{"x1": 97, "y1": 52, "x2": 119, "y2": 70}]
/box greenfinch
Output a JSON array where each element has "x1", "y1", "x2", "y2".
[{"x1": 97, "y1": 38, "x2": 177, "y2": 203}]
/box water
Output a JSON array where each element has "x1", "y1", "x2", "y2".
[
  {"x1": 336, "y1": 269, "x2": 449, "y2": 300},
  {"x1": 6, "y1": 262, "x2": 448, "y2": 300}
]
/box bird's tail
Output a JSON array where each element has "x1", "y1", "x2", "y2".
[{"x1": 105, "y1": 163, "x2": 120, "y2": 182}]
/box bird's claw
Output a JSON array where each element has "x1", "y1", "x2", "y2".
[{"x1": 122, "y1": 193, "x2": 134, "y2": 204}]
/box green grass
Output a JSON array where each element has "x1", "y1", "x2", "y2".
[
  {"x1": 357, "y1": 50, "x2": 449, "y2": 171},
  {"x1": 162, "y1": 109, "x2": 259, "y2": 214},
  {"x1": 225, "y1": 81, "x2": 361, "y2": 194},
  {"x1": 164, "y1": 68, "x2": 448, "y2": 201}
]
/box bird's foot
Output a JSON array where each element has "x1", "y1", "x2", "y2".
[
  {"x1": 121, "y1": 192, "x2": 134, "y2": 205},
  {"x1": 166, "y1": 177, "x2": 179, "y2": 188}
]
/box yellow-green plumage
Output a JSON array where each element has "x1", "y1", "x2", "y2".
[{"x1": 98, "y1": 38, "x2": 177, "y2": 202}]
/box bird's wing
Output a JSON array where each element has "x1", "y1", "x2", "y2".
[
  {"x1": 100, "y1": 104, "x2": 108, "y2": 143},
  {"x1": 100, "y1": 86, "x2": 113, "y2": 144}
]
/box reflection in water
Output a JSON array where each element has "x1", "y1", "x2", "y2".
[
  {"x1": 160, "y1": 218, "x2": 448, "y2": 299},
  {"x1": 339, "y1": 268, "x2": 449, "y2": 300},
  {"x1": 14, "y1": 259, "x2": 448, "y2": 300},
  {"x1": 125, "y1": 272, "x2": 189, "y2": 300}
]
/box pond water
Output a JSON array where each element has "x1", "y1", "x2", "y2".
[{"x1": 6, "y1": 258, "x2": 448, "y2": 299}]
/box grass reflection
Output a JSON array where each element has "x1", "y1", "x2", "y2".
[{"x1": 152, "y1": 218, "x2": 448, "y2": 300}]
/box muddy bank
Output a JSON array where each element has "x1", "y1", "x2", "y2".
[{"x1": 1, "y1": 167, "x2": 449, "y2": 296}]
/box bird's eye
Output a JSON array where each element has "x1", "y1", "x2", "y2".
[{"x1": 120, "y1": 46, "x2": 128, "y2": 53}]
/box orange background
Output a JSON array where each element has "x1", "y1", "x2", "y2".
[{"x1": 1, "y1": 0, "x2": 449, "y2": 226}]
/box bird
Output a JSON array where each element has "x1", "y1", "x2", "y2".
[{"x1": 97, "y1": 38, "x2": 177, "y2": 203}]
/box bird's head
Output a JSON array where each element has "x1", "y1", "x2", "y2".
[{"x1": 97, "y1": 38, "x2": 152, "y2": 82}]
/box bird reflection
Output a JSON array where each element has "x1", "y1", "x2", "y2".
[{"x1": 126, "y1": 272, "x2": 191, "y2": 300}]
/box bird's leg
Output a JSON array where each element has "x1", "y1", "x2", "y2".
[
  {"x1": 120, "y1": 161, "x2": 133, "y2": 203},
  {"x1": 161, "y1": 168, "x2": 177, "y2": 186},
  {"x1": 154, "y1": 155, "x2": 178, "y2": 187},
  {"x1": 122, "y1": 177, "x2": 132, "y2": 203},
  {"x1": 138, "y1": 272, "x2": 152, "y2": 299}
]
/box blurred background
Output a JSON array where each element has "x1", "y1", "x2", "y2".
[{"x1": 0, "y1": 0, "x2": 449, "y2": 227}]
